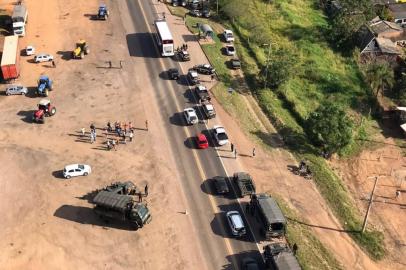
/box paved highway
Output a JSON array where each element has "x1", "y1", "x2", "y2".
[{"x1": 125, "y1": 0, "x2": 263, "y2": 268}]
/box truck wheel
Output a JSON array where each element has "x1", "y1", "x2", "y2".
[
  {"x1": 66, "y1": 175, "x2": 71, "y2": 179},
  {"x1": 80, "y1": 52, "x2": 84, "y2": 59},
  {"x1": 45, "y1": 89, "x2": 49, "y2": 97},
  {"x1": 50, "y1": 107, "x2": 56, "y2": 116},
  {"x1": 83, "y1": 172, "x2": 88, "y2": 176}
]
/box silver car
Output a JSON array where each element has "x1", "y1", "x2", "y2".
[
  {"x1": 5, "y1": 85, "x2": 28, "y2": 96},
  {"x1": 34, "y1": 53, "x2": 54, "y2": 63}
]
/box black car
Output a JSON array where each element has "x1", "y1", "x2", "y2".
[
  {"x1": 177, "y1": 49, "x2": 190, "y2": 61},
  {"x1": 212, "y1": 176, "x2": 229, "y2": 194},
  {"x1": 193, "y1": 64, "x2": 215, "y2": 75},
  {"x1": 189, "y1": 9, "x2": 202, "y2": 17},
  {"x1": 202, "y1": 8, "x2": 211, "y2": 18},
  {"x1": 168, "y1": 68, "x2": 179, "y2": 80},
  {"x1": 241, "y1": 257, "x2": 260, "y2": 270},
  {"x1": 230, "y1": 58, "x2": 241, "y2": 69}
]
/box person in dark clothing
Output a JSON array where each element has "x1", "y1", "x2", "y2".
[
  {"x1": 292, "y1": 243, "x2": 298, "y2": 255},
  {"x1": 145, "y1": 184, "x2": 149, "y2": 196}
]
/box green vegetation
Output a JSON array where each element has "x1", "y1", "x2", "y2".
[
  {"x1": 168, "y1": 0, "x2": 386, "y2": 261},
  {"x1": 306, "y1": 101, "x2": 354, "y2": 154},
  {"x1": 276, "y1": 197, "x2": 344, "y2": 270}
]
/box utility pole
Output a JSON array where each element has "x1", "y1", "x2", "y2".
[
  {"x1": 362, "y1": 176, "x2": 381, "y2": 233},
  {"x1": 216, "y1": 0, "x2": 219, "y2": 15}
]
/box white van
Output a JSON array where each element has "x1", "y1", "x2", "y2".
[{"x1": 223, "y1": 29, "x2": 235, "y2": 43}]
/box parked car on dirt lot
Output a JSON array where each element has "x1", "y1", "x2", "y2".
[
  {"x1": 213, "y1": 125, "x2": 229, "y2": 146},
  {"x1": 63, "y1": 164, "x2": 92, "y2": 179},
  {"x1": 5, "y1": 85, "x2": 27, "y2": 96},
  {"x1": 230, "y1": 58, "x2": 241, "y2": 69},
  {"x1": 25, "y1": 45, "x2": 35, "y2": 56},
  {"x1": 34, "y1": 53, "x2": 54, "y2": 63},
  {"x1": 223, "y1": 29, "x2": 235, "y2": 42},
  {"x1": 196, "y1": 133, "x2": 209, "y2": 149},
  {"x1": 226, "y1": 211, "x2": 246, "y2": 237},
  {"x1": 193, "y1": 64, "x2": 215, "y2": 75},
  {"x1": 225, "y1": 44, "x2": 236, "y2": 56},
  {"x1": 184, "y1": 107, "x2": 198, "y2": 125},
  {"x1": 202, "y1": 102, "x2": 216, "y2": 118},
  {"x1": 189, "y1": 9, "x2": 202, "y2": 17},
  {"x1": 202, "y1": 8, "x2": 211, "y2": 18}
]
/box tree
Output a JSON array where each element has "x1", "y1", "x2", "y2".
[
  {"x1": 306, "y1": 101, "x2": 353, "y2": 154},
  {"x1": 364, "y1": 61, "x2": 394, "y2": 98},
  {"x1": 265, "y1": 47, "x2": 297, "y2": 89},
  {"x1": 221, "y1": 0, "x2": 245, "y2": 22}
]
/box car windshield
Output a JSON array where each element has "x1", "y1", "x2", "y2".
[
  {"x1": 271, "y1": 222, "x2": 284, "y2": 230},
  {"x1": 190, "y1": 116, "x2": 197, "y2": 121},
  {"x1": 217, "y1": 133, "x2": 228, "y2": 140}
]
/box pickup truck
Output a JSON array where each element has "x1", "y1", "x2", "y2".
[
  {"x1": 233, "y1": 172, "x2": 256, "y2": 198},
  {"x1": 202, "y1": 102, "x2": 216, "y2": 118},
  {"x1": 195, "y1": 84, "x2": 210, "y2": 102}
]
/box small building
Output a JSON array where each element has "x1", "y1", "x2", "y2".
[{"x1": 199, "y1": 24, "x2": 214, "y2": 39}]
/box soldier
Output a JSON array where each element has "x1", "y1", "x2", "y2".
[{"x1": 145, "y1": 184, "x2": 149, "y2": 196}]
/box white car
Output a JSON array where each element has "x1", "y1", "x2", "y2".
[
  {"x1": 213, "y1": 125, "x2": 229, "y2": 146},
  {"x1": 25, "y1": 45, "x2": 35, "y2": 56},
  {"x1": 5, "y1": 85, "x2": 28, "y2": 96},
  {"x1": 184, "y1": 107, "x2": 198, "y2": 125},
  {"x1": 225, "y1": 44, "x2": 236, "y2": 56},
  {"x1": 226, "y1": 211, "x2": 246, "y2": 237},
  {"x1": 34, "y1": 53, "x2": 54, "y2": 63},
  {"x1": 223, "y1": 29, "x2": 235, "y2": 43},
  {"x1": 63, "y1": 164, "x2": 92, "y2": 179}
]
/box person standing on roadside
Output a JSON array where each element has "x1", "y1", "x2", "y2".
[
  {"x1": 129, "y1": 130, "x2": 134, "y2": 142},
  {"x1": 252, "y1": 147, "x2": 256, "y2": 157},
  {"x1": 145, "y1": 120, "x2": 149, "y2": 131},
  {"x1": 231, "y1": 143, "x2": 234, "y2": 153},
  {"x1": 234, "y1": 148, "x2": 237, "y2": 159}
]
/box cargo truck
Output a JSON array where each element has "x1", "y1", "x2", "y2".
[
  {"x1": 250, "y1": 193, "x2": 286, "y2": 239},
  {"x1": 233, "y1": 172, "x2": 256, "y2": 198},
  {"x1": 92, "y1": 190, "x2": 152, "y2": 229},
  {"x1": 263, "y1": 243, "x2": 302, "y2": 270},
  {"x1": 12, "y1": 4, "x2": 28, "y2": 36},
  {"x1": 1, "y1": 35, "x2": 20, "y2": 80}
]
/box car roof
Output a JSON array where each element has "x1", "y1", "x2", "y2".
[
  {"x1": 38, "y1": 98, "x2": 51, "y2": 106},
  {"x1": 198, "y1": 133, "x2": 207, "y2": 140},
  {"x1": 36, "y1": 53, "x2": 50, "y2": 57},
  {"x1": 224, "y1": 29, "x2": 233, "y2": 34},
  {"x1": 188, "y1": 70, "x2": 198, "y2": 76},
  {"x1": 214, "y1": 125, "x2": 225, "y2": 133},
  {"x1": 197, "y1": 85, "x2": 207, "y2": 90},
  {"x1": 204, "y1": 103, "x2": 214, "y2": 110},
  {"x1": 64, "y1": 164, "x2": 81, "y2": 170},
  {"x1": 228, "y1": 211, "x2": 244, "y2": 228}
]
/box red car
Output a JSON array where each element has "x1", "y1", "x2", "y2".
[{"x1": 197, "y1": 133, "x2": 209, "y2": 149}]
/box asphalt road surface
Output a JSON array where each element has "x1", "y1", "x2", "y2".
[{"x1": 125, "y1": 0, "x2": 264, "y2": 269}]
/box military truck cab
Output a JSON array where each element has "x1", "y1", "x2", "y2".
[
  {"x1": 251, "y1": 193, "x2": 286, "y2": 239},
  {"x1": 93, "y1": 191, "x2": 152, "y2": 229},
  {"x1": 233, "y1": 172, "x2": 256, "y2": 198},
  {"x1": 263, "y1": 243, "x2": 301, "y2": 270}
]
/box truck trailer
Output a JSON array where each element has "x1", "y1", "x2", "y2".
[
  {"x1": 12, "y1": 4, "x2": 28, "y2": 36},
  {"x1": 92, "y1": 190, "x2": 152, "y2": 229},
  {"x1": 1, "y1": 35, "x2": 20, "y2": 80}
]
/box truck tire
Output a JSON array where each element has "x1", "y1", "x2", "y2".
[
  {"x1": 50, "y1": 107, "x2": 56, "y2": 116},
  {"x1": 80, "y1": 51, "x2": 84, "y2": 59},
  {"x1": 45, "y1": 89, "x2": 49, "y2": 97}
]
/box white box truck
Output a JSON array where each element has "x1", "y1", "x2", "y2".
[{"x1": 12, "y1": 5, "x2": 28, "y2": 37}]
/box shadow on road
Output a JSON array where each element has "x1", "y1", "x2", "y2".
[
  {"x1": 222, "y1": 250, "x2": 265, "y2": 270},
  {"x1": 184, "y1": 136, "x2": 197, "y2": 149},
  {"x1": 54, "y1": 205, "x2": 137, "y2": 231},
  {"x1": 169, "y1": 112, "x2": 186, "y2": 126},
  {"x1": 126, "y1": 33, "x2": 159, "y2": 58}
]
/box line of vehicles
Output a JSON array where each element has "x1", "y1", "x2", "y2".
[{"x1": 154, "y1": 6, "x2": 301, "y2": 269}]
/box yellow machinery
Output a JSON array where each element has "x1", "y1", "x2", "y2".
[{"x1": 72, "y1": 40, "x2": 90, "y2": 59}]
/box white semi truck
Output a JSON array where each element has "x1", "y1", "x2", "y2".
[{"x1": 12, "y1": 4, "x2": 28, "y2": 36}]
